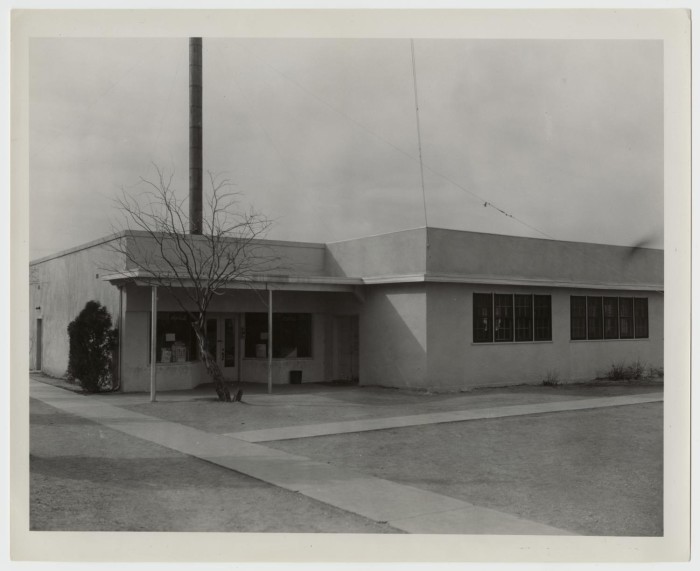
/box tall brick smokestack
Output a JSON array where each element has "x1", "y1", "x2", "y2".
[{"x1": 189, "y1": 38, "x2": 203, "y2": 234}]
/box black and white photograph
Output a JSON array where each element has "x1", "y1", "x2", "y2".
[{"x1": 9, "y1": 8, "x2": 691, "y2": 566}]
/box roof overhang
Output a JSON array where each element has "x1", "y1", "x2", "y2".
[
  {"x1": 103, "y1": 269, "x2": 662, "y2": 293},
  {"x1": 361, "y1": 273, "x2": 663, "y2": 292},
  {"x1": 101, "y1": 270, "x2": 364, "y2": 293}
]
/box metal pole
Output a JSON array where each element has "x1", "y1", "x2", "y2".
[
  {"x1": 268, "y1": 287, "x2": 273, "y2": 395},
  {"x1": 150, "y1": 285, "x2": 158, "y2": 402},
  {"x1": 189, "y1": 37, "x2": 203, "y2": 235}
]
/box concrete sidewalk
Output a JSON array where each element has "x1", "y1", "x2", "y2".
[{"x1": 225, "y1": 392, "x2": 662, "y2": 442}]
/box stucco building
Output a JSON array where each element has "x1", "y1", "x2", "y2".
[{"x1": 29, "y1": 226, "x2": 663, "y2": 392}]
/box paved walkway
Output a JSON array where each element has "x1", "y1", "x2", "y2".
[
  {"x1": 29, "y1": 379, "x2": 662, "y2": 535},
  {"x1": 225, "y1": 392, "x2": 662, "y2": 442}
]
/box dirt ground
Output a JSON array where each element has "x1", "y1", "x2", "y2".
[
  {"x1": 30, "y1": 398, "x2": 396, "y2": 533},
  {"x1": 266, "y1": 402, "x2": 663, "y2": 536}
]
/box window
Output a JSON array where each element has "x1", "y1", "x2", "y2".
[
  {"x1": 634, "y1": 298, "x2": 649, "y2": 338},
  {"x1": 474, "y1": 293, "x2": 552, "y2": 344},
  {"x1": 514, "y1": 294, "x2": 533, "y2": 342},
  {"x1": 534, "y1": 295, "x2": 552, "y2": 341},
  {"x1": 154, "y1": 312, "x2": 198, "y2": 363},
  {"x1": 603, "y1": 297, "x2": 619, "y2": 339},
  {"x1": 570, "y1": 296, "x2": 649, "y2": 340},
  {"x1": 494, "y1": 294, "x2": 514, "y2": 342},
  {"x1": 570, "y1": 296, "x2": 587, "y2": 340},
  {"x1": 473, "y1": 294, "x2": 493, "y2": 343},
  {"x1": 587, "y1": 297, "x2": 603, "y2": 340},
  {"x1": 244, "y1": 313, "x2": 312, "y2": 358},
  {"x1": 619, "y1": 298, "x2": 634, "y2": 339}
]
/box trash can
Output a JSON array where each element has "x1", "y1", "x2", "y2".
[{"x1": 289, "y1": 370, "x2": 302, "y2": 384}]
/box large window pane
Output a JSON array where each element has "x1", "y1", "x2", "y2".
[
  {"x1": 514, "y1": 294, "x2": 533, "y2": 342},
  {"x1": 274, "y1": 313, "x2": 312, "y2": 358},
  {"x1": 587, "y1": 297, "x2": 603, "y2": 340},
  {"x1": 494, "y1": 294, "x2": 513, "y2": 342},
  {"x1": 619, "y1": 297, "x2": 634, "y2": 339},
  {"x1": 570, "y1": 296, "x2": 587, "y2": 340},
  {"x1": 634, "y1": 298, "x2": 649, "y2": 338},
  {"x1": 244, "y1": 313, "x2": 312, "y2": 358},
  {"x1": 156, "y1": 312, "x2": 198, "y2": 363},
  {"x1": 244, "y1": 313, "x2": 268, "y2": 358},
  {"x1": 534, "y1": 295, "x2": 552, "y2": 341},
  {"x1": 603, "y1": 297, "x2": 619, "y2": 339},
  {"x1": 473, "y1": 293, "x2": 493, "y2": 343}
]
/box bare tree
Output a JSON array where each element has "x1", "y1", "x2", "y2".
[{"x1": 109, "y1": 167, "x2": 275, "y2": 402}]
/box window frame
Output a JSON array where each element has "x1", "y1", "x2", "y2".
[
  {"x1": 474, "y1": 292, "x2": 552, "y2": 344},
  {"x1": 570, "y1": 295, "x2": 650, "y2": 341}
]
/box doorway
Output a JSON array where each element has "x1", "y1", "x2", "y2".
[
  {"x1": 332, "y1": 315, "x2": 359, "y2": 382},
  {"x1": 35, "y1": 318, "x2": 43, "y2": 371},
  {"x1": 205, "y1": 314, "x2": 239, "y2": 381}
]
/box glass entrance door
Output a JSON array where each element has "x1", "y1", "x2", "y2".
[{"x1": 205, "y1": 314, "x2": 239, "y2": 380}]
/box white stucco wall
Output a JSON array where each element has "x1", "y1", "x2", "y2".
[
  {"x1": 29, "y1": 238, "x2": 123, "y2": 377},
  {"x1": 426, "y1": 283, "x2": 664, "y2": 390},
  {"x1": 359, "y1": 284, "x2": 427, "y2": 389}
]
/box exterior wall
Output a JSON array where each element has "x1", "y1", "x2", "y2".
[
  {"x1": 325, "y1": 227, "x2": 427, "y2": 278},
  {"x1": 124, "y1": 232, "x2": 327, "y2": 278},
  {"x1": 120, "y1": 283, "x2": 360, "y2": 392},
  {"x1": 426, "y1": 227, "x2": 663, "y2": 289},
  {"x1": 426, "y1": 282, "x2": 663, "y2": 390},
  {"x1": 30, "y1": 227, "x2": 664, "y2": 393},
  {"x1": 120, "y1": 310, "x2": 207, "y2": 392},
  {"x1": 359, "y1": 283, "x2": 427, "y2": 389},
  {"x1": 29, "y1": 237, "x2": 124, "y2": 377}
]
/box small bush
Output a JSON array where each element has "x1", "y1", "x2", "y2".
[
  {"x1": 649, "y1": 366, "x2": 664, "y2": 379},
  {"x1": 542, "y1": 370, "x2": 561, "y2": 387},
  {"x1": 67, "y1": 301, "x2": 118, "y2": 393},
  {"x1": 606, "y1": 359, "x2": 646, "y2": 381}
]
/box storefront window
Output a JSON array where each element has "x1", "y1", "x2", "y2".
[
  {"x1": 244, "y1": 313, "x2": 312, "y2": 358},
  {"x1": 155, "y1": 312, "x2": 198, "y2": 363}
]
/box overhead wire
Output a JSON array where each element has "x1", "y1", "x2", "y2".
[
  {"x1": 219, "y1": 39, "x2": 662, "y2": 293},
  {"x1": 231, "y1": 39, "x2": 561, "y2": 242}
]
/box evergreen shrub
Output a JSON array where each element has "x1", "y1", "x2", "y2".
[{"x1": 67, "y1": 301, "x2": 118, "y2": 393}]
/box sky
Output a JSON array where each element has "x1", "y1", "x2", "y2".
[{"x1": 28, "y1": 38, "x2": 664, "y2": 259}]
